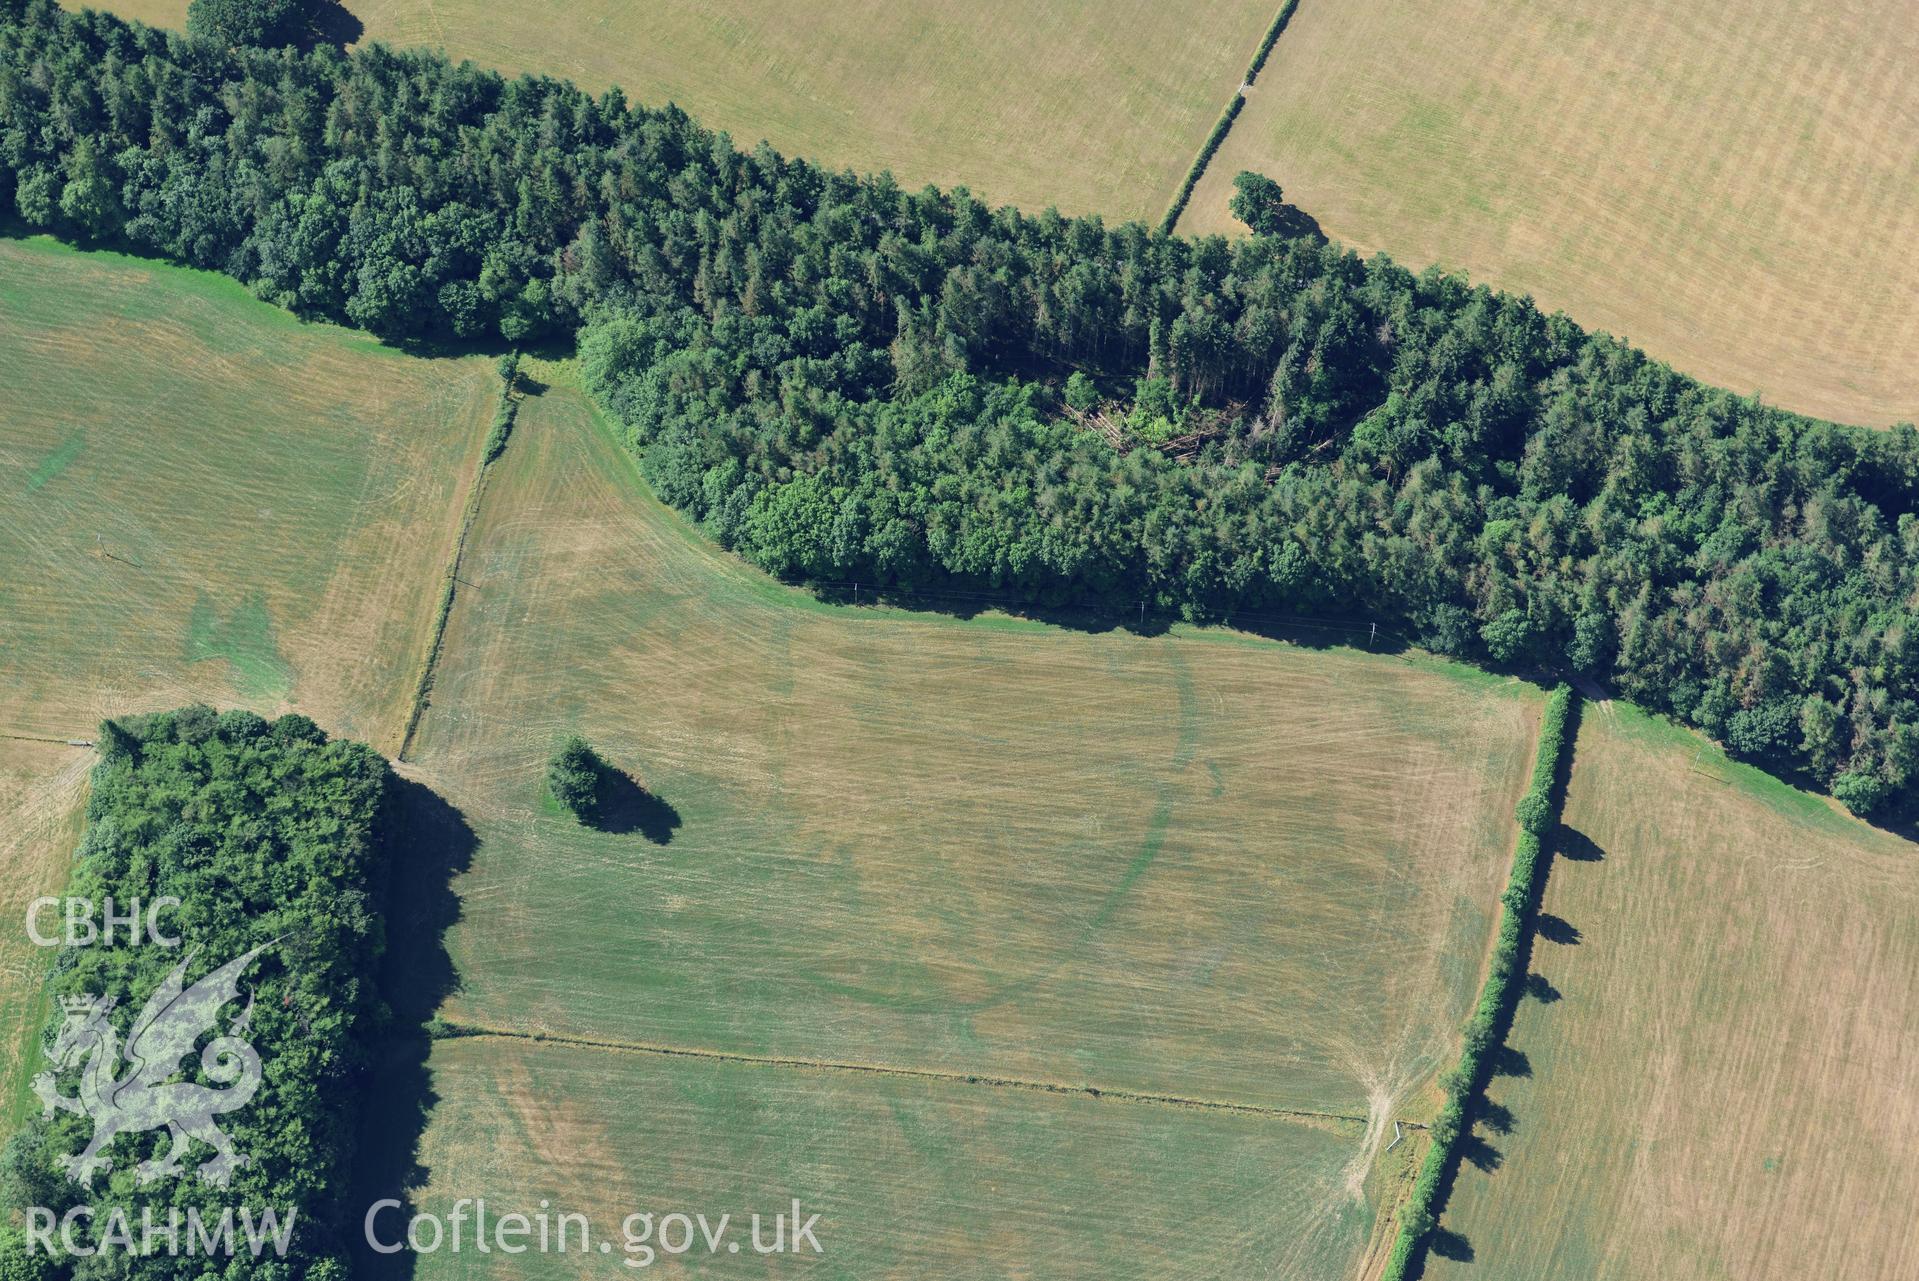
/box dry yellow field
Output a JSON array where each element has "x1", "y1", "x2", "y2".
[
  {"x1": 375, "y1": 379, "x2": 1547, "y2": 1274},
  {"x1": 408, "y1": 380, "x2": 1541, "y2": 1115},
  {"x1": 0, "y1": 236, "x2": 495, "y2": 1126},
  {"x1": 84, "y1": 0, "x2": 1278, "y2": 223},
  {"x1": 1428, "y1": 705, "x2": 1919, "y2": 1279},
  {"x1": 405, "y1": 1035, "x2": 1372, "y2": 1279},
  {"x1": 0, "y1": 739, "x2": 86, "y2": 1125},
  {"x1": 1182, "y1": 0, "x2": 1919, "y2": 428}
]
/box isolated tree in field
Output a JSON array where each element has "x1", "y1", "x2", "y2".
[
  {"x1": 547, "y1": 736, "x2": 604, "y2": 822},
  {"x1": 1229, "y1": 171, "x2": 1288, "y2": 236},
  {"x1": 187, "y1": 0, "x2": 311, "y2": 47}
]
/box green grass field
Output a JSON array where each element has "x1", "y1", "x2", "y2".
[
  {"x1": 409, "y1": 1036, "x2": 1370, "y2": 1278},
  {"x1": 412, "y1": 379, "x2": 1542, "y2": 1111},
  {"x1": 381, "y1": 377, "x2": 1547, "y2": 1274},
  {"x1": 0, "y1": 235, "x2": 497, "y2": 1130},
  {"x1": 0, "y1": 239, "x2": 1555, "y2": 1275},
  {"x1": 1181, "y1": 0, "x2": 1919, "y2": 428},
  {"x1": 1427, "y1": 705, "x2": 1919, "y2": 1280},
  {"x1": 84, "y1": 0, "x2": 1278, "y2": 223}
]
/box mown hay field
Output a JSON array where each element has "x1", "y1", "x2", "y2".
[
  {"x1": 0, "y1": 236, "x2": 496, "y2": 1125},
  {"x1": 1428, "y1": 705, "x2": 1919, "y2": 1280},
  {"x1": 1182, "y1": 0, "x2": 1919, "y2": 428},
  {"x1": 391, "y1": 380, "x2": 1546, "y2": 1274},
  {"x1": 82, "y1": 0, "x2": 1279, "y2": 223},
  {"x1": 407, "y1": 1035, "x2": 1369, "y2": 1279}
]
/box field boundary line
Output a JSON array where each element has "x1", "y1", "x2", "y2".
[
  {"x1": 1378, "y1": 684, "x2": 1582, "y2": 1279},
  {"x1": 397, "y1": 355, "x2": 523, "y2": 762},
  {"x1": 438, "y1": 1021, "x2": 1395, "y2": 1127},
  {"x1": 1158, "y1": 0, "x2": 1305, "y2": 232}
]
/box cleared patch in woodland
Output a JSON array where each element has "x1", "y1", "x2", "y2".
[
  {"x1": 390, "y1": 378, "x2": 1544, "y2": 1273},
  {"x1": 1427, "y1": 705, "x2": 1919, "y2": 1279},
  {"x1": 82, "y1": 0, "x2": 1280, "y2": 223},
  {"x1": 1181, "y1": 0, "x2": 1919, "y2": 428},
  {"x1": 0, "y1": 235, "x2": 496, "y2": 1129}
]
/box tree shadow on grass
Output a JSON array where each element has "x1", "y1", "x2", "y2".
[
  {"x1": 803, "y1": 577, "x2": 1410, "y2": 653},
  {"x1": 1492, "y1": 1044, "x2": 1532, "y2": 1079},
  {"x1": 1556, "y1": 827, "x2": 1606, "y2": 862},
  {"x1": 1476, "y1": 1097, "x2": 1516, "y2": 1137},
  {"x1": 1535, "y1": 913, "x2": 1582, "y2": 946},
  {"x1": 350, "y1": 774, "x2": 476, "y2": 1279},
  {"x1": 1459, "y1": 1132, "x2": 1504, "y2": 1173},
  {"x1": 591, "y1": 770, "x2": 682, "y2": 845},
  {"x1": 1430, "y1": 1229, "x2": 1475, "y2": 1263},
  {"x1": 1523, "y1": 971, "x2": 1562, "y2": 1003},
  {"x1": 1266, "y1": 203, "x2": 1326, "y2": 243}
]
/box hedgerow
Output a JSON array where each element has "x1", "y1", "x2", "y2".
[
  {"x1": 1380, "y1": 684, "x2": 1578, "y2": 1280},
  {"x1": 1243, "y1": 0, "x2": 1303, "y2": 84},
  {"x1": 1158, "y1": 93, "x2": 1245, "y2": 233},
  {"x1": 4, "y1": 2, "x2": 1915, "y2": 814},
  {"x1": 483, "y1": 351, "x2": 521, "y2": 462}
]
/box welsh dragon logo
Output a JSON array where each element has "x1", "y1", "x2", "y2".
[{"x1": 32, "y1": 943, "x2": 270, "y2": 1189}]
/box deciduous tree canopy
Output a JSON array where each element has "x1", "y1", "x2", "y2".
[
  {"x1": 0, "y1": 708, "x2": 390, "y2": 1279},
  {"x1": 3, "y1": 1, "x2": 1916, "y2": 813}
]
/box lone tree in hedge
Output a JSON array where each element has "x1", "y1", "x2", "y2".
[
  {"x1": 547, "y1": 736, "x2": 604, "y2": 822},
  {"x1": 1514, "y1": 788, "x2": 1553, "y2": 836},
  {"x1": 187, "y1": 0, "x2": 315, "y2": 47}
]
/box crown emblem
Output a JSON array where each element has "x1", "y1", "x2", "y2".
[{"x1": 59, "y1": 995, "x2": 99, "y2": 1019}]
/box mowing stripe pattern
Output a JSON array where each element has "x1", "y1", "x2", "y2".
[
  {"x1": 1158, "y1": 0, "x2": 1305, "y2": 231},
  {"x1": 1381, "y1": 683, "x2": 1581, "y2": 1279}
]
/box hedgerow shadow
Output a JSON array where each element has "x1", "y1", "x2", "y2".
[
  {"x1": 350, "y1": 774, "x2": 476, "y2": 1279},
  {"x1": 1411, "y1": 809, "x2": 1591, "y2": 1277},
  {"x1": 1476, "y1": 1098, "x2": 1516, "y2": 1136},
  {"x1": 1458, "y1": 1132, "x2": 1503, "y2": 1173},
  {"x1": 1491, "y1": 1045, "x2": 1532, "y2": 1079},
  {"x1": 1557, "y1": 827, "x2": 1606, "y2": 861},
  {"x1": 1534, "y1": 913, "x2": 1582, "y2": 945},
  {"x1": 1430, "y1": 1229, "x2": 1475, "y2": 1263}
]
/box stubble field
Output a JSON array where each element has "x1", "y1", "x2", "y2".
[
  {"x1": 1181, "y1": 0, "x2": 1919, "y2": 427},
  {"x1": 0, "y1": 240, "x2": 1555, "y2": 1276},
  {"x1": 388, "y1": 379, "x2": 1546, "y2": 1275},
  {"x1": 1427, "y1": 705, "x2": 1919, "y2": 1279},
  {"x1": 82, "y1": 0, "x2": 1278, "y2": 223},
  {"x1": 0, "y1": 236, "x2": 496, "y2": 1123}
]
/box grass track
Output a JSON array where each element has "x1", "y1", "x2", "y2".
[
  {"x1": 1427, "y1": 705, "x2": 1919, "y2": 1279},
  {"x1": 1181, "y1": 0, "x2": 1919, "y2": 427}
]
